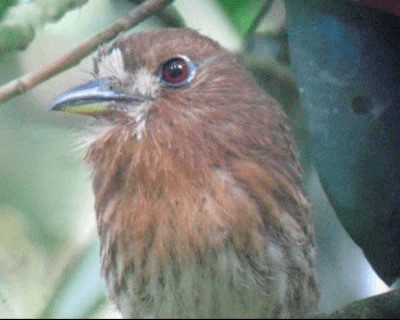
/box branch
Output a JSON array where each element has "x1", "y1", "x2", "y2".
[
  {"x1": 0, "y1": 0, "x2": 174, "y2": 104},
  {"x1": 316, "y1": 290, "x2": 400, "y2": 319},
  {"x1": 130, "y1": 0, "x2": 185, "y2": 27}
]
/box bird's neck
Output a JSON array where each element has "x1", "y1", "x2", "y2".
[{"x1": 85, "y1": 124, "x2": 265, "y2": 265}]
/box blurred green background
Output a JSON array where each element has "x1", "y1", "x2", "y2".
[{"x1": 0, "y1": 0, "x2": 389, "y2": 318}]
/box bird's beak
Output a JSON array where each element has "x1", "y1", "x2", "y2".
[{"x1": 48, "y1": 78, "x2": 134, "y2": 116}]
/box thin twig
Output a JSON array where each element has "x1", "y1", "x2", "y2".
[
  {"x1": 130, "y1": 0, "x2": 185, "y2": 27},
  {"x1": 0, "y1": 0, "x2": 174, "y2": 104}
]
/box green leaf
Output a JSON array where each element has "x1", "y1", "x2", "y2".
[
  {"x1": 216, "y1": 0, "x2": 267, "y2": 37},
  {"x1": 0, "y1": 0, "x2": 16, "y2": 20}
]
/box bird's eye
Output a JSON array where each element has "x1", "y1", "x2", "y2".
[{"x1": 159, "y1": 56, "x2": 196, "y2": 87}]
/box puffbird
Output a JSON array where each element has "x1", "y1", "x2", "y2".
[{"x1": 49, "y1": 28, "x2": 319, "y2": 318}]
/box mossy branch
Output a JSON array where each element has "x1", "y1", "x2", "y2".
[{"x1": 0, "y1": 0, "x2": 89, "y2": 54}]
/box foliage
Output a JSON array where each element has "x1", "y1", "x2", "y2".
[{"x1": 0, "y1": 0, "x2": 88, "y2": 53}]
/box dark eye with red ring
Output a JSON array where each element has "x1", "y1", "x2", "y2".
[{"x1": 159, "y1": 56, "x2": 197, "y2": 87}]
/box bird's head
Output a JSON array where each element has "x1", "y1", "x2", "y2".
[{"x1": 49, "y1": 28, "x2": 268, "y2": 143}]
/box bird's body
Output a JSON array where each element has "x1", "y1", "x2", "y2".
[{"x1": 50, "y1": 29, "x2": 318, "y2": 318}]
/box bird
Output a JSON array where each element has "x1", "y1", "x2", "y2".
[{"x1": 49, "y1": 28, "x2": 319, "y2": 318}]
